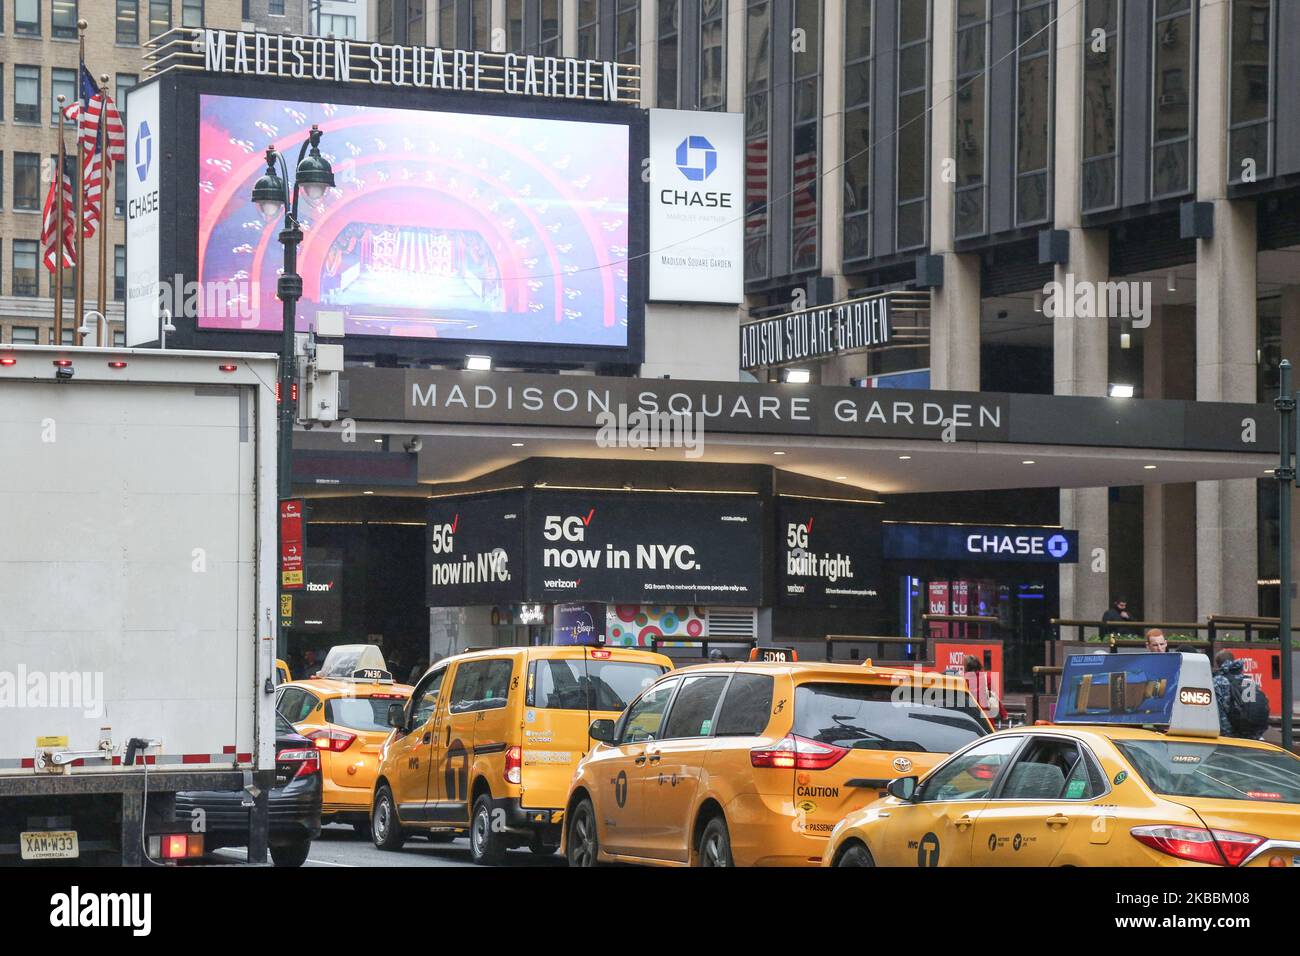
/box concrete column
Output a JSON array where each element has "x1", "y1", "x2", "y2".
[
  {"x1": 641, "y1": 0, "x2": 658, "y2": 108},
  {"x1": 562, "y1": 0, "x2": 578, "y2": 56},
  {"x1": 1280, "y1": 288, "x2": 1300, "y2": 623},
  {"x1": 928, "y1": 0, "x2": 980, "y2": 392},
  {"x1": 726, "y1": 0, "x2": 746, "y2": 113},
  {"x1": 1194, "y1": 0, "x2": 1258, "y2": 619},
  {"x1": 1052, "y1": 0, "x2": 1109, "y2": 621},
  {"x1": 492, "y1": 0, "x2": 506, "y2": 47},
  {"x1": 821, "y1": 0, "x2": 846, "y2": 293}
]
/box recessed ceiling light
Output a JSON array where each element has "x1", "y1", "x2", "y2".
[
  {"x1": 1144, "y1": 465, "x2": 1157, "y2": 470},
  {"x1": 773, "y1": 451, "x2": 786, "y2": 456},
  {"x1": 373, "y1": 438, "x2": 383, "y2": 444},
  {"x1": 1022, "y1": 460, "x2": 1036, "y2": 465},
  {"x1": 1109, "y1": 383, "x2": 1135, "y2": 399},
  {"x1": 511, "y1": 442, "x2": 524, "y2": 447},
  {"x1": 782, "y1": 368, "x2": 811, "y2": 384},
  {"x1": 835, "y1": 475, "x2": 848, "y2": 481},
  {"x1": 363, "y1": 490, "x2": 375, "y2": 495},
  {"x1": 465, "y1": 355, "x2": 492, "y2": 371},
  {"x1": 898, "y1": 455, "x2": 911, "y2": 461}
]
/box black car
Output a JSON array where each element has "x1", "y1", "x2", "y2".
[{"x1": 175, "y1": 713, "x2": 322, "y2": 867}]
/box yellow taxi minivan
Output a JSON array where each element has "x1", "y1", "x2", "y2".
[
  {"x1": 276, "y1": 645, "x2": 412, "y2": 836},
  {"x1": 563, "y1": 654, "x2": 994, "y2": 867},
  {"x1": 372, "y1": 644, "x2": 672, "y2": 864}
]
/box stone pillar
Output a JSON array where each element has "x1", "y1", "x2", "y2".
[
  {"x1": 1052, "y1": 0, "x2": 1109, "y2": 621},
  {"x1": 928, "y1": 0, "x2": 980, "y2": 392},
  {"x1": 640, "y1": 0, "x2": 658, "y2": 108},
  {"x1": 562, "y1": 0, "x2": 578, "y2": 57},
  {"x1": 1280, "y1": 288, "x2": 1300, "y2": 623},
  {"x1": 726, "y1": 0, "x2": 746, "y2": 113},
  {"x1": 1194, "y1": 0, "x2": 1258, "y2": 619}
]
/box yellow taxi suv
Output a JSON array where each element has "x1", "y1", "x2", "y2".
[
  {"x1": 822, "y1": 652, "x2": 1300, "y2": 867},
  {"x1": 372, "y1": 644, "x2": 671, "y2": 864},
  {"x1": 276, "y1": 645, "x2": 412, "y2": 837},
  {"x1": 563, "y1": 649, "x2": 994, "y2": 867}
]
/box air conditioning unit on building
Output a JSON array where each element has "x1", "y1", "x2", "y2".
[{"x1": 705, "y1": 607, "x2": 758, "y2": 640}]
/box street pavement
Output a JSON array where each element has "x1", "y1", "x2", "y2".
[{"x1": 216, "y1": 823, "x2": 567, "y2": 868}]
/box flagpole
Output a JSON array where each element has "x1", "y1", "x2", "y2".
[
  {"x1": 54, "y1": 96, "x2": 67, "y2": 345},
  {"x1": 73, "y1": 20, "x2": 89, "y2": 346},
  {"x1": 96, "y1": 72, "x2": 110, "y2": 341}
]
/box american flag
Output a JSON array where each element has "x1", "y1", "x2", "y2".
[
  {"x1": 41, "y1": 156, "x2": 78, "y2": 273},
  {"x1": 745, "y1": 137, "x2": 768, "y2": 233},
  {"x1": 80, "y1": 90, "x2": 127, "y2": 167}
]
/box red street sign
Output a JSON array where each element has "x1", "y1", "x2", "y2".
[{"x1": 280, "y1": 498, "x2": 304, "y2": 590}]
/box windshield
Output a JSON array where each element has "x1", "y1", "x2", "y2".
[
  {"x1": 326, "y1": 697, "x2": 398, "y2": 732},
  {"x1": 1115, "y1": 740, "x2": 1300, "y2": 804},
  {"x1": 794, "y1": 682, "x2": 990, "y2": 754},
  {"x1": 532, "y1": 659, "x2": 664, "y2": 713}
]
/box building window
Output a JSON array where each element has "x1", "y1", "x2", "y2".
[
  {"x1": 14, "y1": 152, "x2": 39, "y2": 209},
  {"x1": 13, "y1": 242, "x2": 39, "y2": 297},
  {"x1": 615, "y1": 0, "x2": 638, "y2": 65},
  {"x1": 954, "y1": 0, "x2": 988, "y2": 238},
  {"x1": 1014, "y1": 0, "x2": 1053, "y2": 225},
  {"x1": 116, "y1": 74, "x2": 137, "y2": 216},
  {"x1": 269, "y1": 0, "x2": 285, "y2": 15},
  {"x1": 13, "y1": 326, "x2": 40, "y2": 342},
  {"x1": 791, "y1": 0, "x2": 821, "y2": 272},
  {"x1": 318, "y1": 13, "x2": 357, "y2": 38},
  {"x1": 15, "y1": 0, "x2": 39, "y2": 35},
  {"x1": 376, "y1": 0, "x2": 393, "y2": 42},
  {"x1": 52, "y1": 0, "x2": 77, "y2": 39},
  {"x1": 49, "y1": 328, "x2": 75, "y2": 344},
  {"x1": 439, "y1": 0, "x2": 453, "y2": 44},
  {"x1": 52, "y1": 67, "x2": 76, "y2": 124},
  {"x1": 182, "y1": 0, "x2": 203, "y2": 29},
  {"x1": 1151, "y1": 0, "x2": 1195, "y2": 198},
  {"x1": 0, "y1": 67, "x2": 5, "y2": 121},
  {"x1": 700, "y1": 0, "x2": 726, "y2": 110},
  {"x1": 1082, "y1": 0, "x2": 1121, "y2": 211},
  {"x1": 1228, "y1": 0, "x2": 1273, "y2": 184},
  {"x1": 0, "y1": 153, "x2": 4, "y2": 210},
  {"x1": 113, "y1": 331, "x2": 125, "y2": 346},
  {"x1": 843, "y1": 1, "x2": 871, "y2": 261},
  {"x1": 470, "y1": 0, "x2": 489, "y2": 50},
  {"x1": 744, "y1": 0, "x2": 771, "y2": 281},
  {"x1": 577, "y1": 0, "x2": 598, "y2": 59},
  {"x1": 657, "y1": 0, "x2": 679, "y2": 108},
  {"x1": 895, "y1": 0, "x2": 929, "y2": 250},
  {"x1": 507, "y1": 0, "x2": 524, "y2": 50},
  {"x1": 115, "y1": 245, "x2": 126, "y2": 300},
  {"x1": 148, "y1": 0, "x2": 171, "y2": 37},
  {"x1": 538, "y1": 0, "x2": 560, "y2": 56},
  {"x1": 408, "y1": 0, "x2": 425, "y2": 45},
  {"x1": 117, "y1": 0, "x2": 138, "y2": 45},
  {"x1": 15, "y1": 64, "x2": 39, "y2": 123}
]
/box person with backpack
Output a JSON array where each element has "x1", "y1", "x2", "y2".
[{"x1": 1213, "y1": 650, "x2": 1271, "y2": 739}]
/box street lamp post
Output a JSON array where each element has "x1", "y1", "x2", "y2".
[
  {"x1": 251, "y1": 124, "x2": 335, "y2": 506},
  {"x1": 1277, "y1": 360, "x2": 1295, "y2": 752}
]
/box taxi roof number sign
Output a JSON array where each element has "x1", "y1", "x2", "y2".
[
  {"x1": 1056, "y1": 652, "x2": 1220, "y2": 737},
  {"x1": 319, "y1": 644, "x2": 392, "y2": 682}
]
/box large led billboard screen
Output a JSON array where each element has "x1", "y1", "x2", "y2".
[{"x1": 196, "y1": 93, "x2": 631, "y2": 348}]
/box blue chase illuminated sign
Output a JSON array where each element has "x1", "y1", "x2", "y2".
[{"x1": 882, "y1": 524, "x2": 1079, "y2": 564}]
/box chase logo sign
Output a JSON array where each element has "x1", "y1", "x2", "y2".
[
  {"x1": 675, "y1": 135, "x2": 718, "y2": 181},
  {"x1": 1046, "y1": 534, "x2": 1071, "y2": 559},
  {"x1": 883, "y1": 524, "x2": 1079, "y2": 564},
  {"x1": 134, "y1": 121, "x2": 153, "y2": 183}
]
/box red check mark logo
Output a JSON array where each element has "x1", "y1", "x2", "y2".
[
  {"x1": 806, "y1": 517, "x2": 814, "y2": 534},
  {"x1": 451, "y1": 514, "x2": 459, "y2": 533},
  {"x1": 582, "y1": 509, "x2": 596, "y2": 526}
]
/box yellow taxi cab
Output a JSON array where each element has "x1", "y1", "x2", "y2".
[
  {"x1": 275, "y1": 659, "x2": 291, "y2": 685},
  {"x1": 276, "y1": 645, "x2": 412, "y2": 837},
  {"x1": 562, "y1": 648, "x2": 994, "y2": 867},
  {"x1": 371, "y1": 644, "x2": 672, "y2": 864},
  {"x1": 822, "y1": 651, "x2": 1300, "y2": 867}
]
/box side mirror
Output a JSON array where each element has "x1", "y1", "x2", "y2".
[
  {"x1": 387, "y1": 702, "x2": 407, "y2": 731},
  {"x1": 886, "y1": 776, "x2": 918, "y2": 802},
  {"x1": 588, "y1": 718, "x2": 617, "y2": 744}
]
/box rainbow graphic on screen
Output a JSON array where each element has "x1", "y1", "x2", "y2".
[{"x1": 197, "y1": 94, "x2": 630, "y2": 346}]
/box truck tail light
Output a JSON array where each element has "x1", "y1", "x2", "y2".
[
  {"x1": 750, "y1": 734, "x2": 847, "y2": 771},
  {"x1": 151, "y1": 833, "x2": 204, "y2": 860},
  {"x1": 505, "y1": 745, "x2": 522, "y2": 785},
  {"x1": 304, "y1": 729, "x2": 356, "y2": 753},
  {"x1": 277, "y1": 748, "x2": 320, "y2": 779},
  {"x1": 0, "y1": 357, "x2": 16, "y2": 367},
  {"x1": 1131, "y1": 825, "x2": 1265, "y2": 867}
]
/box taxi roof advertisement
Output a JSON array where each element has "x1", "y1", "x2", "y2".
[{"x1": 130, "y1": 62, "x2": 647, "y2": 366}]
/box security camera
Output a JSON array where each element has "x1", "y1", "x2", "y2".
[{"x1": 403, "y1": 436, "x2": 423, "y2": 453}]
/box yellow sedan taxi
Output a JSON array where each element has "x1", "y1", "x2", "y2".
[
  {"x1": 564, "y1": 649, "x2": 994, "y2": 867},
  {"x1": 276, "y1": 645, "x2": 412, "y2": 837},
  {"x1": 823, "y1": 652, "x2": 1300, "y2": 867}
]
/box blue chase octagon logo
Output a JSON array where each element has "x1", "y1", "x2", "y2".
[
  {"x1": 674, "y1": 135, "x2": 718, "y2": 182},
  {"x1": 134, "y1": 120, "x2": 153, "y2": 183},
  {"x1": 1046, "y1": 534, "x2": 1071, "y2": 560}
]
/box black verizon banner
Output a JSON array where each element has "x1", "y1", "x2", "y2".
[
  {"x1": 777, "y1": 498, "x2": 883, "y2": 608},
  {"x1": 527, "y1": 492, "x2": 763, "y2": 605},
  {"x1": 426, "y1": 493, "x2": 526, "y2": 606}
]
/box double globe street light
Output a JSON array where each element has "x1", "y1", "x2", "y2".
[{"x1": 250, "y1": 123, "x2": 335, "y2": 503}]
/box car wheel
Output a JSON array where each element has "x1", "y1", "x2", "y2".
[
  {"x1": 372, "y1": 783, "x2": 406, "y2": 851},
  {"x1": 469, "y1": 794, "x2": 507, "y2": 866},
  {"x1": 566, "y1": 799, "x2": 599, "y2": 867},
  {"x1": 351, "y1": 821, "x2": 371, "y2": 840},
  {"x1": 529, "y1": 832, "x2": 559, "y2": 856},
  {"x1": 836, "y1": 842, "x2": 876, "y2": 867},
  {"x1": 697, "y1": 816, "x2": 734, "y2": 867},
  {"x1": 269, "y1": 838, "x2": 311, "y2": 868}
]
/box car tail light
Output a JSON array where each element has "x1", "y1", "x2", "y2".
[
  {"x1": 1131, "y1": 825, "x2": 1265, "y2": 866},
  {"x1": 153, "y1": 833, "x2": 204, "y2": 860},
  {"x1": 277, "y1": 748, "x2": 320, "y2": 779},
  {"x1": 368, "y1": 693, "x2": 405, "y2": 700},
  {"x1": 590, "y1": 649, "x2": 612, "y2": 659},
  {"x1": 505, "y1": 745, "x2": 522, "y2": 785},
  {"x1": 750, "y1": 734, "x2": 847, "y2": 771},
  {"x1": 304, "y1": 729, "x2": 356, "y2": 753}
]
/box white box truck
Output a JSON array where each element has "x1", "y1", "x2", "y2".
[{"x1": 0, "y1": 346, "x2": 280, "y2": 865}]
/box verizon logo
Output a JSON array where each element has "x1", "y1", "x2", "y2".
[{"x1": 543, "y1": 579, "x2": 580, "y2": 589}]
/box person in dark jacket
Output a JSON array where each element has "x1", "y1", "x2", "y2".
[
  {"x1": 1100, "y1": 598, "x2": 1138, "y2": 640},
  {"x1": 1213, "y1": 650, "x2": 1270, "y2": 739}
]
